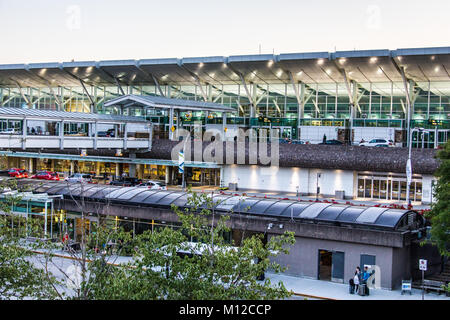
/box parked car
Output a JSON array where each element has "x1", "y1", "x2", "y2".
[
  {"x1": 138, "y1": 181, "x2": 167, "y2": 190},
  {"x1": 65, "y1": 173, "x2": 93, "y2": 183},
  {"x1": 359, "y1": 139, "x2": 394, "y2": 147},
  {"x1": 109, "y1": 177, "x2": 142, "y2": 187},
  {"x1": 31, "y1": 171, "x2": 60, "y2": 181},
  {"x1": 8, "y1": 168, "x2": 29, "y2": 178},
  {"x1": 0, "y1": 128, "x2": 18, "y2": 134},
  {"x1": 97, "y1": 130, "x2": 115, "y2": 137},
  {"x1": 319, "y1": 140, "x2": 343, "y2": 145}
]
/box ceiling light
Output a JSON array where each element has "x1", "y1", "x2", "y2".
[
  {"x1": 431, "y1": 56, "x2": 436, "y2": 61},
  {"x1": 435, "y1": 66, "x2": 440, "y2": 73},
  {"x1": 276, "y1": 70, "x2": 283, "y2": 77},
  {"x1": 267, "y1": 60, "x2": 274, "y2": 67},
  {"x1": 297, "y1": 71, "x2": 303, "y2": 76},
  {"x1": 317, "y1": 59, "x2": 324, "y2": 65},
  {"x1": 210, "y1": 72, "x2": 215, "y2": 78},
  {"x1": 39, "y1": 69, "x2": 47, "y2": 76},
  {"x1": 86, "y1": 66, "x2": 93, "y2": 73},
  {"x1": 326, "y1": 69, "x2": 332, "y2": 75},
  {"x1": 339, "y1": 58, "x2": 347, "y2": 65},
  {"x1": 73, "y1": 67, "x2": 79, "y2": 73},
  {"x1": 377, "y1": 68, "x2": 383, "y2": 74},
  {"x1": 199, "y1": 63, "x2": 204, "y2": 68},
  {"x1": 370, "y1": 57, "x2": 378, "y2": 63},
  {"x1": 222, "y1": 63, "x2": 227, "y2": 68}
]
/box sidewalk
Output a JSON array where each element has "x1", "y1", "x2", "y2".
[
  {"x1": 267, "y1": 272, "x2": 450, "y2": 300},
  {"x1": 33, "y1": 248, "x2": 449, "y2": 300}
]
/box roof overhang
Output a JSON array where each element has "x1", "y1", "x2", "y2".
[{"x1": 104, "y1": 94, "x2": 235, "y2": 113}]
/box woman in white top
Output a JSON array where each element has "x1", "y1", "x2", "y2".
[{"x1": 354, "y1": 267, "x2": 361, "y2": 293}]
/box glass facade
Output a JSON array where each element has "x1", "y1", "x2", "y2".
[{"x1": 357, "y1": 172, "x2": 422, "y2": 202}]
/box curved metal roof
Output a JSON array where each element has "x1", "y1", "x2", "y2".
[
  {"x1": 104, "y1": 94, "x2": 234, "y2": 113},
  {"x1": 1, "y1": 46, "x2": 449, "y2": 97},
  {"x1": 27, "y1": 182, "x2": 424, "y2": 231},
  {"x1": 0, "y1": 107, "x2": 147, "y2": 123}
]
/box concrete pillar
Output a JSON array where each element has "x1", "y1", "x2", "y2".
[
  {"x1": 129, "y1": 164, "x2": 136, "y2": 178},
  {"x1": 115, "y1": 163, "x2": 120, "y2": 178},
  {"x1": 96, "y1": 162, "x2": 101, "y2": 177},
  {"x1": 32, "y1": 158, "x2": 37, "y2": 174},
  {"x1": 165, "y1": 166, "x2": 170, "y2": 184},
  {"x1": 50, "y1": 159, "x2": 55, "y2": 172},
  {"x1": 128, "y1": 153, "x2": 136, "y2": 177},
  {"x1": 137, "y1": 164, "x2": 144, "y2": 179},
  {"x1": 70, "y1": 162, "x2": 75, "y2": 175},
  {"x1": 28, "y1": 158, "x2": 34, "y2": 174}
]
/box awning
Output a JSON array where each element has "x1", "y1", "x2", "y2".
[{"x1": 103, "y1": 94, "x2": 235, "y2": 113}]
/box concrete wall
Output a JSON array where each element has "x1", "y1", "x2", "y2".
[
  {"x1": 222, "y1": 165, "x2": 355, "y2": 198},
  {"x1": 270, "y1": 235, "x2": 399, "y2": 289},
  {"x1": 421, "y1": 174, "x2": 435, "y2": 204},
  {"x1": 391, "y1": 246, "x2": 412, "y2": 289}
]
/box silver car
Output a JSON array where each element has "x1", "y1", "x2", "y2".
[
  {"x1": 138, "y1": 180, "x2": 167, "y2": 190},
  {"x1": 65, "y1": 173, "x2": 93, "y2": 183}
]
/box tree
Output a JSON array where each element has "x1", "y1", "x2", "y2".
[
  {"x1": 84, "y1": 189, "x2": 296, "y2": 300},
  {"x1": 0, "y1": 179, "x2": 59, "y2": 300},
  {"x1": 426, "y1": 140, "x2": 450, "y2": 257}
]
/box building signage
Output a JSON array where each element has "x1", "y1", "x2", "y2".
[
  {"x1": 178, "y1": 150, "x2": 184, "y2": 174},
  {"x1": 406, "y1": 159, "x2": 412, "y2": 185},
  {"x1": 419, "y1": 259, "x2": 427, "y2": 271}
]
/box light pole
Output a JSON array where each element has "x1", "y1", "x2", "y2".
[
  {"x1": 315, "y1": 173, "x2": 321, "y2": 201},
  {"x1": 180, "y1": 124, "x2": 198, "y2": 191},
  {"x1": 406, "y1": 127, "x2": 424, "y2": 206}
]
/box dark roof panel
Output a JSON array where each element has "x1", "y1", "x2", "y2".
[
  {"x1": 19, "y1": 181, "x2": 420, "y2": 231},
  {"x1": 336, "y1": 207, "x2": 366, "y2": 223},
  {"x1": 316, "y1": 205, "x2": 349, "y2": 221}
]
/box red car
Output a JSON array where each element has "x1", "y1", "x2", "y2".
[
  {"x1": 8, "y1": 168, "x2": 29, "y2": 179},
  {"x1": 31, "y1": 171, "x2": 60, "y2": 181}
]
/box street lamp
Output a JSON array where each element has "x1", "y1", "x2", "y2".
[
  {"x1": 180, "y1": 124, "x2": 200, "y2": 191},
  {"x1": 315, "y1": 173, "x2": 321, "y2": 201},
  {"x1": 406, "y1": 127, "x2": 424, "y2": 206}
]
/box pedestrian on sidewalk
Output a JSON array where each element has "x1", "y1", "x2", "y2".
[
  {"x1": 362, "y1": 266, "x2": 371, "y2": 295},
  {"x1": 353, "y1": 267, "x2": 361, "y2": 294}
]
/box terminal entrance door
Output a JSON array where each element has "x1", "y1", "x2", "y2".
[
  {"x1": 412, "y1": 129, "x2": 449, "y2": 149},
  {"x1": 318, "y1": 250, "x2": 345, "y2": 283},
  {"x1": 271, "y1": 126, "x2": 292, "y2": 140}
]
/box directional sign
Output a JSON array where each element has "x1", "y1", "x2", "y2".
[
  {"x1": 419, "y1": 259, "x2": 427, "y2": 271},
  {"x1": 178, "y1": 150, "x2": 184, "y2": 174}
]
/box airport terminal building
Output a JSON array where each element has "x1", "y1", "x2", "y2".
[
  {"x1": 0, "y1": 46, "x2": 447, "y2": 290},
  {"x1": 0, "y1": 46, "x2": 447, "y2": 203}
]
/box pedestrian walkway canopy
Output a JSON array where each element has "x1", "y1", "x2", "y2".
[
  {"x1": 0, "y1": 106, "x2": 147, "y2": 123},
  {"x1": 104, "y1": 94, "x2": 235, "y2": 113},
  {"x1": 23, "y1": 182, "x2": 425, "y2": 232}
]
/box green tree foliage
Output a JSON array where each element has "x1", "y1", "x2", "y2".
[
  {"x1": 0, "y1": 179, "x2": 59, "y2": 300},
  {"x1": 84, "y1": 190, "x2": 296, "y2": 300},
  {"x1": 427, "y1": 141, "x2": 450, "y2": 257}
]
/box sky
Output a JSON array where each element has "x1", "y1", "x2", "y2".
[{"x1": 0, "y1": 0, "x2": 449, "y2": 64}]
